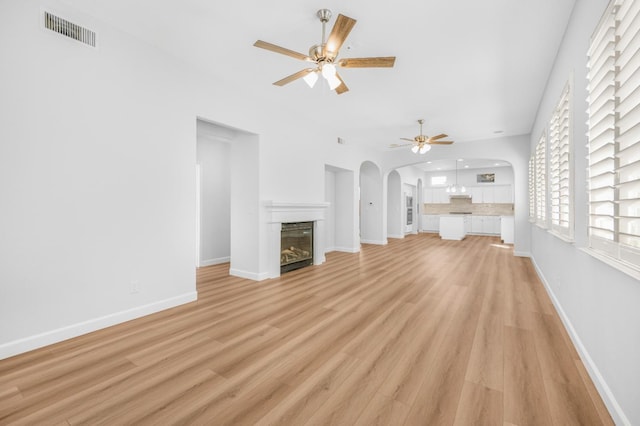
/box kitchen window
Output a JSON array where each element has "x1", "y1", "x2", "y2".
[
  {"x1": 431, "y1": 176, "x2": 447, "y2": 186},
  {"x1": 587, "y1": 0, "x2": 640, "y2": 273}
]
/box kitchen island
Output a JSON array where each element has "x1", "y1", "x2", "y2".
[{"x1": 439, "y1": 214, "x2": 471, "y2": 240}]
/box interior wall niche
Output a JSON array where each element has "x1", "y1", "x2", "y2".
[
  {"x1": 359, "y1": 161, "x2": 385, "y2": 245},
  {"x1": 196, "y1": 118, "x2": 260, "y2": 278},
  {"x1": 387, "y1": 170, "x2": 402, "y2": 238},
  {"x1": 325, "y1": 164, "x2": 358, "y2": 253},
  {"x1": 196, "y1": 119, "x2": 232, "y2": 267}
]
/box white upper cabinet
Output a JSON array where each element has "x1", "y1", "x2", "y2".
[
  {"x1": 424, "y1": 188, "x2": 449, "y2": 204},
  {"x1": 471, "y1": 185, "x2": 511, "y2": 203},
  {"x1": 471, "y1": 187, "x2": 483, "y2": 203}
]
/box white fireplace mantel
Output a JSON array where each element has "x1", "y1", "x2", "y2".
[{"x1": 264, "y1": 201, "x2": 330, "y2": 279}]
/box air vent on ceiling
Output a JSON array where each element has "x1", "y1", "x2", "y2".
[{"x1": 44, "y1": 11, "x2": 96, "y2": 47}]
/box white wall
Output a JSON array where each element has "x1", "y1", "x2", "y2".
[
  {"x1": 0, "y1": 0, "x2": 197, "y2": 358},
  {"x1": 229, "y1": 132, "x2": 261, "y2": 280},
  {"x1": 425, "y1": 165, "x2": 514, "y2": 188},
  {"x1": 196, "y1": 121, "x2": 231, "y2": 266},
  {"x1": 324, "y1": 170, "x2": 336, "y2": 252},
  {"x1": 528, "y1": 0, "x2": 639, "y2": 424}
]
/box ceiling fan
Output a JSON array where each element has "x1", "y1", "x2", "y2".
[
  {"x1": 253, "y1": 9, "x2": 396, "y2": 95},
  {"x1": 391, "y1": 119, "x2": 454, "y2": 154}
]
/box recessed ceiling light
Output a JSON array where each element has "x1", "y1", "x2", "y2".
[
  {"x1": 436, "y1": 167, "x2": 441, "y2": 170},
  {"x1": 494, "y1": 163, "x2": 501, "y2": 166},
  {"x1": 457, "y1": 158, "x2": 464, "y2": 162},
  {"x1": 464, "y1": 165, "x2": 469, "y2": 168},
  {"x1": 426, "y1": 161, "x2": 432, "y2": 164}
]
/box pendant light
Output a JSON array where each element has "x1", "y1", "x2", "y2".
[{"x1": 446, "y1": 159, "x2": 466, "y2": 193}]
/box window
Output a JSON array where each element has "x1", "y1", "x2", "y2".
[
  {"x1": 587, "y1": 0, "x2": 640, "y2": 269},
  {"x1": 549, "y1": 81, "x2": 573, "y2": 239},
  {"x1": 529, "y1": 156, "x2": 536, "y2": 222},
  {"x1": 431, "y1": 176, "x2": 447, "y2": 186},
  {"x1": 535, "y1": 132, "x2": 547, "y2": 227}
]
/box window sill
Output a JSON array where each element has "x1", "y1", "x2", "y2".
[
  {"x1": 580, "y1": 247, "x2": 640, "y2": 281},
  {"x1": 548, "y1": 230, "x2": 574, "y2": 244}
]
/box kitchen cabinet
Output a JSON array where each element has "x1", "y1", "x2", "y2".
[
  {"x1": 494, "y1": 185, "x2": 513, "y2": 203},
  {"x1": 501, "y1": 216, "x2": 515, "y2": 244},
  {"x1": 439, "y1": 215, "x2": 468, "y2": 240},
  {"x1": 470, "y1": 185, "x2": 512, "y2": 203},
  {"x1": 470, "y1": 187, "x2": 483, "y2": 203},
  {"x1": 424, "y1": 188, "x2": 448, "y2": 204},
  {"x1": 422, "y1": 214, "x2": 440, "y2": 232},
  {"x1": 469, "y1": 215, "x2": 500, "y2": 235}
]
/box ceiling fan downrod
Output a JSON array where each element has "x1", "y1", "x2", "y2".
[{"x1": 317, "y1": 9, "x2": 332, "y2": 45}]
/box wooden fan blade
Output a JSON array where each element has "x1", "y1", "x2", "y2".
[
  {"x1": 335, "y1": 73, "x2": 349, "y2": 95},
  {"x1": 429, "y1": 141, "x2": 454, "y2": 145},
  {"x1": 400, "y1": 138, "x2": 416, "y2": 142},
  {"x1": 273, "y1": 69, "x2": 314, "y2": 86},
  {"x1": 429, "y1": 133, "x2": 448, "y2": 140},
  {"x1": 338, "y1": 57, "x2": 396, "y2": 68},
  {"x1": 390, "y1": 143, "x2": 413, "y2": 148},
  {"x1": 254, "y1": 40, "x2": 313, "y2": 62},
  {"x1": 324, "y1": 14, "x2": 356, "y2": 58}
]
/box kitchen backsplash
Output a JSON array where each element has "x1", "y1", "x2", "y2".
[{"x1": 423, "y1": 197, "x2": 514, "y2": 215}]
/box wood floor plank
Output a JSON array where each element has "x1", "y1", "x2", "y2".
[
  {"x1": 464, "y1": 248, "x2": 505, "y2": 392},
  {"x1": 0, "y1": 234, "x2": 613, "y2": 425},
  {"x1": 376, "y1": 284, "x2": 466, "y2": 405},
  {"x1": 453, "y1": 380, "x2": 503, "y2": 426},
  {"x1": 254, "y1": 351, "x2": 360, "y2": 425},
  {"x1": 403, "y1": 275, "x2": 486, "y2": 424},
  {"x1": 503, "y1": 325, "x2": 554, "y2": 425},
  {"x1": 574, "y1": 359, "x2": 616, "y2": 426},
  {"x1": 533, "y1": 311, "x2": 610, "y2": 425},
  {"x1": 353, "y1": 391, "x2": 410, "y2": 426}
]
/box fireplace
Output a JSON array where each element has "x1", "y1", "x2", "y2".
[
  {"x1": 265, "y1": 201, "x2": 328, "y2": 279},
  {"x1": 281, "y1": 222, "x2": 313, "y2": 273}
]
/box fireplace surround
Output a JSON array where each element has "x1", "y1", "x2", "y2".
[{"x1": 265, "y1": 201, "x2": 329, "y2": 279}]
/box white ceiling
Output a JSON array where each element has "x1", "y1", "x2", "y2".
[
  {"x1": 412, "y1": 158, "x2": 511, "y2": 173},
  {"x1": 67, "y1": 0, "x2": 576, "y2": 150}
]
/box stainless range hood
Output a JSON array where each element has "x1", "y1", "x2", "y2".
[{"x1": 449, "y1": 194, "x2": 471, "y2": 199}]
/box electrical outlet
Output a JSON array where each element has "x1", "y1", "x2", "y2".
[{"x1": 130, "y1": 280, "x2": 139, "y2": 294}]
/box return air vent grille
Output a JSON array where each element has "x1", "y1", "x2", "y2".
[{"x1": 44, "y1": 11, "x2": 96, "y2": 47}]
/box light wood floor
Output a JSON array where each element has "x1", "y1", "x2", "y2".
[{"x1": 0, "y1": 234, "x2": 613, "y2": 425}]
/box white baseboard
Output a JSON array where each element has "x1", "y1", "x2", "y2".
[
  {"x1": 230, "y1": 268, "x2": 270, "y2": 281},
  {"x1": 360, "y1": 239, "x2": 388, "y2": 245},
  {"x1": 199, "y1": 256, "x2": 230, "y2": 267},
  {"x1": 332, "y1": 246, "x2": 360, "y2": 253},
  {"x1": 514, "y1": 251, "x2": 531, "y2": 257},
  {"x1": 387, "y1": 234, "x2": 405, "y2": 239},
  {"x1": 530, "y1": 257, "x2": 630, "y2": 426},
  {"x1": 0, "y1": 291, "x2": 197, "y2": 361}
]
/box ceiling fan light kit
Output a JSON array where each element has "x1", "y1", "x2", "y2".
[{"x1": 253, "y1": 9, "x2": 396, "y2": 95}]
